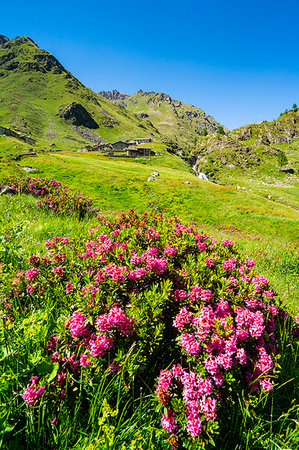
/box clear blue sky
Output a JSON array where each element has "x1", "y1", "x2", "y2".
[{"x1": 1, "y1": 0, "x2": 299, "y2": 130}]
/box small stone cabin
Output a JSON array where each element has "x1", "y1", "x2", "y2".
[
  {"x1": 85, "y1": 143, "x2": 112, "y2": 152},
  {"x1": 127, "y1": 147, "x2": 155, "y2": 157},
  {"x1": 112, "y1": 141, "x2": 127, "y2": 150},
  {"x1": 129, "y1": 137, "x2": 152, "y2": 145}
]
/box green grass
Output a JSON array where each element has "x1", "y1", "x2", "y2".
[
  {"x1": 1, "y1": 136, "x2": 298, "y2": 314},
  {"x1": 0, "y1": 35, "x2": 298, "y2": 450},
  {"x1": 0, "y1": 196, "x2": 298, "y2": 449}
]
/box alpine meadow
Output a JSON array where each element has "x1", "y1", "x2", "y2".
[{"x1": 0, "y1": 33, "x2": 298, "y2": 450}]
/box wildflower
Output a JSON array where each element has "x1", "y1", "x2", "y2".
[
  {"x1": 89, "y1": 334, "x2": 113, "y2": 357},
  {"x1": 187, "y1": 417, "x2": 202, "y2": 437},
  {"x1": 161, "y1": 410, "x2": 178, "y2": 434},
  {"x1": 156, "y1": 369, "x2": 172, "y2": 393},
  {"x1": 173, "y1": 307, "x2": 193, "y2": 329},
  {"x1": 200, "y1": 396, "x2": 217, "y2": 421},
  {"x1": 22, "y1": 377, "x2": 45, "y2": 406},
  {"x1": 65, "y1": 311, "x2": 87, "y2": 339},
  {"x1": 25, "y1": 268, "x2": 39, "y2": 280},
  {"x1": 80, "y1": 354, "x2": 91, "y2": 368},
  {"x1": 205, "y1": 257, "x2": 215, "y2": 267}
]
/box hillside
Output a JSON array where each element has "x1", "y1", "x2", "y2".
[
  {"x1": 99, "y1": 89, "x2": 227, "y2": 145},
  {"x1": 0, "y1": 35, "x2": 161, "y2": 149},
  {"x1": 0, "y1": 32, "x2": 298, "y2": 450},
  {"x1": 191, "y1": 109, "x2": 299, "y2": 210}
]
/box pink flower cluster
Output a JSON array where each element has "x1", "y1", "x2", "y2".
[
  {"x1": 2, "y1": 176, "x2": 94, "y2": 217},
  {"x1": 22, "y1": 376, "x2": 45, "y2": 406},
  {"x1": 157, "y1": 366, "x2": 217, "y2": 438},
  {"x1": 96, "y1": 307, "x2": 135, "y2": 337},
  {"x1": 157, "y1": 265, "x2": 278, "y2": 439},
  {"x1": 65, "y1": 311, "x2": 87, "y2": 339},
  {"x1": 25, "y1": 268, "x2": 39, "y2": 280}
]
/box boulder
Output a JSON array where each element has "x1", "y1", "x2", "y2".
[
  {"x1": 22, "y1": 166, "x2": 38, "y2": 173},
  {"x1": 59, "y1": 103, "x2": 99, "y2": 129},
  {"x1": 0, "y1": 185, "x2": 16, "y2": 195}
]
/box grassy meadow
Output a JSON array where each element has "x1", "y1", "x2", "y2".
[
  {"x1": 0, "y1": 135, "x2": 298, "y2": 450},
  {"x1": 1, "y1": 139, "x2": 298, "y2": 312}
]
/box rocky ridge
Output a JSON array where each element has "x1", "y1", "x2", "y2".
[
  {"x1": 99, "y1": 89, "x2": 226, "y2": 144},
  {"x1": 0, "y1": 36, "x2": 71, "y2": 76},
  {"x1": 192, "y1": 109, "x2": 299, "y2": 178},
  {"x1": 99, "y1": 89, "x2": 129, "y2": 101},
  {"x1": 0, "y1": 35, "x2": 163, "y2": 145}
]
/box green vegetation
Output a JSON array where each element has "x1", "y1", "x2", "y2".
[
  {"x1": 0, "y1": 34, "x2": 298, "y2": 449},
  {"x1": 0, "y1": 195, "x2": 298, "y2": 449},
  {"x1": 0, "y1": 37, "x2": 160, "y2": 150},
  {"x1": 277, "y1": 150, "x2": 288, "y2": 169},
  {"x1": 107, "y1": 90, "x2": 225, "y2": 145},
  {"x1": 192, "y1": 109, "x2": 299, "y2": 211}
]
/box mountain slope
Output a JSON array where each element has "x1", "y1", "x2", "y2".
[
  {"x1": 0, "y1": 36, "x2": 161, "y2": 149},
  {"x1": 99, "y1": 89, "x2": 227, "y2": 145},
  {"x1": 191, "y1": 109, "x2": 299, "y2": 209}
]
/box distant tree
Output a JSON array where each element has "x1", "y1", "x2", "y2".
[
  {"x1": 201, "y1": 129, "x2": 208, "y2": 136},
  {"x1": 293, "y1": 103, "x2": 297, "y2": 109},
  {"x1": 277, "y1": 151, "x2": 288, "y2": 168},
  {"x1": 165, "y1": 138, "x2": 179, "y2": 154},
  {"x1": 217, "y1": 126, "x2": 225, "y2": 135}
]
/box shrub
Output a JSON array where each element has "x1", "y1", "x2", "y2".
[
  {"x1": 2, "y1": 209, "x2": 296, "y2": 447},
  {"x1": 0, "y1": 176, "x2": 95, "y2": 218},
  {"x1": 277, "y1": 151, "x2": 288, "y2": 168}
]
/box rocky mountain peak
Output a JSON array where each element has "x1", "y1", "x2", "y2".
[
  {"x1": 98, "y1": 89, "x2": 129, "y2": 101},
  {"x1": 0, "y1": 35, "x2": 69, "y2": 75}
]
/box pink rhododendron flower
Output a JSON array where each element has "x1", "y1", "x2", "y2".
[
  {"x1": 161, "y1": 410, "x2": 178, "y2": 434},
  {"x1": 65, "y1": 311, "x2": 87, "y2": 339},
  {"x1": 22, "y1": 377, "x2": 45, "y2": 406},
  {"x1": 187, "y1": 417, "x2": 202, "y2": 437},
  {"x1": 89, "y1": 334, "x2": 113, "y2": 357},
  {"x1": 25, "y1": 268, "x2": 39, "y2": 280}
]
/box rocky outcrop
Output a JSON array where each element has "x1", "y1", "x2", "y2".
[
  {"x1": 0, "y1": 35, "x2": 10, "y2": 46},
  {"x1": 60, "y1": 103, "x2": 99, "y2": 129},
  {"x1": 99, "y1": 90, "x2": 129, "y2": 101},
  {"x1": 95, "y1": 88, "x2": 227, "y2": 142},
  {"x1": 71, "y1": 126, "x2": 105, "y2": 144},
  {"x1": 0, "y1": 185, "x2": 16, "y2": 195},
  {"x1": 192, "y1": 109, "x2": 299, "y2": 178}
]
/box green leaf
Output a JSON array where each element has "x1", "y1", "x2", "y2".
[{"x1": 47, "y1": 362, "x2": 59, "y2": 383}]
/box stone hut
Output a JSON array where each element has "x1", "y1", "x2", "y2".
[
  {"x1": 129, "y1": 137, "x2": 152, "y2": 145},
  {"x1": 112, "y1": 141, "x2": 127, "y2": 150},
  {"x1": 127, "y1": 147, "x2": 155, "y2": 157}
]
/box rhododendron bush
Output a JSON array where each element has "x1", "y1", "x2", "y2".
[
  {"x1": 3, "y1": 209, "x2": 297, "y2": 447},
  {"x1": 0, "y1": 176, "x2": 94, "y2": 218}
]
